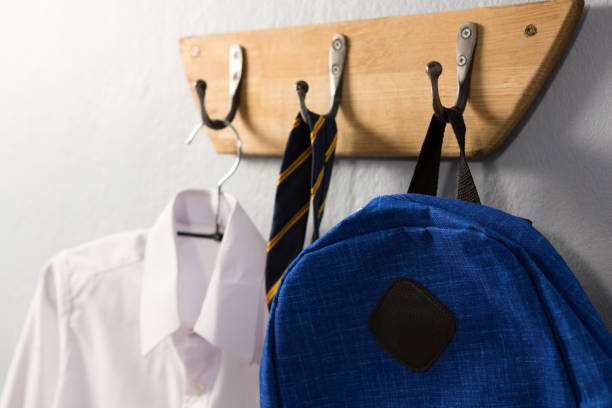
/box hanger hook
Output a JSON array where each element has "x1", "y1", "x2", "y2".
[
  {"x1": 213, "y1": 119, "x2": 241, "y2": 238},
  {"x1": 193, "y1": 44, "x2": 244, "y2": 130},
  {"x1": 216, "y1": 120, "x2": 242, "y2": 193},
  {"x1": 426, "y1": 23, "x2": 477, "y2": 122},
  {"x1": 296, "y1": 34, "x2": 347, "y2": 123},
  {"x1": 183, "y1": 116, "x2": 242, "y2": 240}
]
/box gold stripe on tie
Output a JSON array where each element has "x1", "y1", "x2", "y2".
[
  {"x1": 310, "y1": 166, "x2": 325, "y2": 197},
  {"x1": 309, "y1": 116, "x2": 326, "y2": 144},
  {"x1": 325, "y1": 132, "x2": 338, "y2": 163},
  {"x1": 317, "y1": 193, "x2": 328, "y2": 219},
  {"x1": 277, "y1": 146, "x2": 312, "y2": 185},
  {"x1": 266, "y1": 271, "x2": 285, "y2": 304},
  {"x1": 291, "y1": 117, "x2": 302, "y2": 130},
  {"x1": 266, "y1": 201, "x2": 310, "y2": 252}
]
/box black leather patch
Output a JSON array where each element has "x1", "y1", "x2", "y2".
[{"x1": 368, "y1": 278, "x2": 455, "y2": 372}]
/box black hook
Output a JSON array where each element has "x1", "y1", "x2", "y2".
[
  {"x1": 296, "y1": 34, "x2": 347, "y2": 123},
  {"x1": 426, "y1": 23, "x2": 477, "y2": 122},
  {"x1": 194, "y1": 79, "x2": 240, "y2": 130},
  {"x1": 195, "y1": 44, "x2": 244, "y2": 130},
  {"x1": 295, "y1": 80, "x2": 310, "y2": 120}
]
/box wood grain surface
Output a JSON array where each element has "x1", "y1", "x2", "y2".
[{"x1": 180, "y1": 0, "x2": 583, "y2": 157}]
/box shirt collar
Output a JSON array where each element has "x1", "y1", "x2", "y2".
[{"x1": 140, "y1": 189, "x2": 266, "y2": 364}]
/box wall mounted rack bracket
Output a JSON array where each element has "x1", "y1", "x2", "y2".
[{"x1": 180, "y1": 0, "x2": 583, "y2": 158}]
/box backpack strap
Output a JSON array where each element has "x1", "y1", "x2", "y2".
[
  {"x1": 265, "y1": 110, "x2": 338, "y2": 307},
  {"x1": 408, "y1": 108, "x2": 480, "y2": 204}
]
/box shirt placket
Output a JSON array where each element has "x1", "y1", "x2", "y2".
[{"x1": 172, "y1": 329, "x2": 219, "y2": 408}]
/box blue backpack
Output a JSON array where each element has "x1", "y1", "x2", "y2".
[{"x1": 261, "y1": 111, "x2": 612, "y2": 407}]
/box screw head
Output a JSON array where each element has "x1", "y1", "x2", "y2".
[
  {"x1": 457, "y1": 55, "x2": 467, "y2": 66},
  {"x1": 233, "y1": 50, "x2": 240, "y2": 59},
  {"x1": 332, "y1": 39, "x2": 343, "y2": 51},
  {"x1": 461, "y1": 27, "x2": 472, "y2": 39},
  {"x1": 525, "y1": 24, "x2": 537, "y2": 36},
  {"x1": 331, "y1": 64, "x2": 340, "y2": 75},
  {"x1": 232, "y1": 72, "x2": 238, "y2": 81}
]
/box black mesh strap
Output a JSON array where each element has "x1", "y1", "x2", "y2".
[
  {"x1": 408, "y1": 115, "x2": 446, "y2": 197},
  {"x1": 408, "y1": 108, "x2": 480, "y2": 204},
  {"x1": 447, "y1": 109, "x2": 480, "y2": 204}
]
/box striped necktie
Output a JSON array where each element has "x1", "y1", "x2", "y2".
[{"x1": 265, "y1": 110, "x2": 338, "y2": 306}]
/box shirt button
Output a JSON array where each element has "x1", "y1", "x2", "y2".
[{"x1": 195, "y1": 382, "x2": 205, "y2": 396}]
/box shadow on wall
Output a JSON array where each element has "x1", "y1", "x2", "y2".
[{"x1": 466, "y1": 5, "x2": 612, "y2": 329}]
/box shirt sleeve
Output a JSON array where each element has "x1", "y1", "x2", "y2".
[{"x1": 0, "y1": 259, "x2": 64, "y2": 408}]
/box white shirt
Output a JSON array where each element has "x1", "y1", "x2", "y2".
[{"x1": 0, "y1": 189, "x2": 267, "y2": 408}]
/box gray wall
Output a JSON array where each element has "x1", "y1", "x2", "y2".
[{"x1": 1, "y1": 0, "x2": 611, "y2": 383}]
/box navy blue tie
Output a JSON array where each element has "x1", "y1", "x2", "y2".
[{"x1": 265, "y1": 110, "x2": 338, "y2": 305}]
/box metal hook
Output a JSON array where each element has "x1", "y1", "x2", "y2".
[
  {"x1": 216, "y1": 120, "x2": 242, "y2": 202},
  {"x1": 194, "y1": 44, "x2": 244, "y2": 130},
  {"x1": 183, "y1": 116, "x2": 242, "y2": 241},
  {"x1": 296, "y1": 34, "x2": 347, "y2": 123},
  {"x1": 426, "y1": 23, "x2": 477, "y2": 122},
  {"x1": 213, "y1": 119, "x2": 242, "y2": 239}
]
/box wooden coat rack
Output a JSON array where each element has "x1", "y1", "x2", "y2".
[{"x1": 180, "y1": 0, "x2": 583, "y2": 158}]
